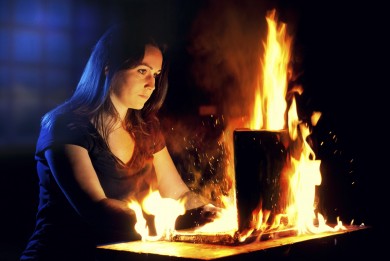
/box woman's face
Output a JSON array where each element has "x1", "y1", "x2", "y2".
[{"x1": 110, "y1": 44, "x2": 163, "y2": 112}]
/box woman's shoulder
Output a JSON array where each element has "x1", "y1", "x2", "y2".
[
  {"x1": 36, "y1": 111, "x2": 95, "y2": 155},
  {"x1": 47, "y1": 111, "x2": 95, "y2": 143},
  {"x1": 51, "y1": 111, "x2": 89, "y2": 130}
]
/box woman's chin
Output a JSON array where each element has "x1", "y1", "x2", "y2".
[{"x1": 130, "y1": 104, "x2": 145, "y2": 110}]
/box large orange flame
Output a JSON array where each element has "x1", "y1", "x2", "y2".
[
  {"x1": 247, "y1": 9, "x2": 346, "y2": 236},
  {"x1": 251, "y1": 9, "x2": 291, "y2": 131}
]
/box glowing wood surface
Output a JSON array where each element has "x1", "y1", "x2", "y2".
[{"x1": 97, "y1": 225, "x2": 369, "y2": 260}]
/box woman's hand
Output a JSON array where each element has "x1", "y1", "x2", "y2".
[
  {"x1": 200, "y1": 203, "x2": 222, "y2": 221},
  {"x1": 175, "y1": 203, "x2": 222, "y2": 230}
]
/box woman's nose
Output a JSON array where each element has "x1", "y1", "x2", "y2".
[{"x1": 145, "y1": 74, "x2": 155, "y2": 90}]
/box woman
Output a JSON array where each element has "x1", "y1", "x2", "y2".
[{"x1": 20, "y1": 23, "x2": 217, "y2": 260}]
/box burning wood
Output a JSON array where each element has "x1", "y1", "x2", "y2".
[{"x1": 171, "y1": 227, "x2": 298, "y2": 245}]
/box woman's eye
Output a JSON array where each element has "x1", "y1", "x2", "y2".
[
  {"x1": 137, "y1": 68, "x2": 147, "y2": 75},
  {"x1": 153, "y1": 72, "x2": 161, "y2": 79}
]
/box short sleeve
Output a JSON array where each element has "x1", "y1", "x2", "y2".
[{"x1": 36, "y1": 113, "x2": 93, "y2": 158}]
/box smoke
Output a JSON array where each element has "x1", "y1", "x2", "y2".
[
  {"x1": 162, "y1": 0, "x2": 277, "y2": 205},
  {"x1": 186, "y1": 0, "x2": 270, "y2": 120},
  {"x1": 162, "y1": 0, "x2": 298, "y2": 205}
]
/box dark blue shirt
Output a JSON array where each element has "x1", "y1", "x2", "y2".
[{"x1": 20, "y1": 112, "x2": 165, "y2": 260}]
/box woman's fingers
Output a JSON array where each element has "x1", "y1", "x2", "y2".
[{"x1": 201, "y1": 204, "x2": 223, "y2": 221}]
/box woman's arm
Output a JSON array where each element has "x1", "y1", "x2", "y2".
[
  {"x1": 45, "y1": 144, "x2": 139, "y2": 239},
  {"x1": 153, "y1": 146, "x2": 189, "y2": 200},
  {"x1": 153, "y1": 147, "x2": 211, "y2": 209},
  {"x1": 153, "y1": 147, "x2": 222, "y2": 230},
  {"x1": 45, "y1": 144, "x2": 105, "y2": 209}
]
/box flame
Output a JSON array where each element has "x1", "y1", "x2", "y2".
[
  {"x1": 128, "y1": 200, "x2": 148, "y2": 240},
  {"x1": 128, "y1": 190, "x2": 186, "y2": 241},
  {"x1": 250, "y1": 9, "x2": 291, "y2": 130},
  {"x1": 230, "y1": 9, "x2": 295, "y2": 238},
  {"x1": 191, "y1": 196, "x2": 237, "y2": 235},
  {"x1": 246, "y1": 9, "x2": 346, "y2": 236}
]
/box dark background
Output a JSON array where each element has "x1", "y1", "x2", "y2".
[{"x1": 0, "y1": 0, "x2": 386, "y2": 259}]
